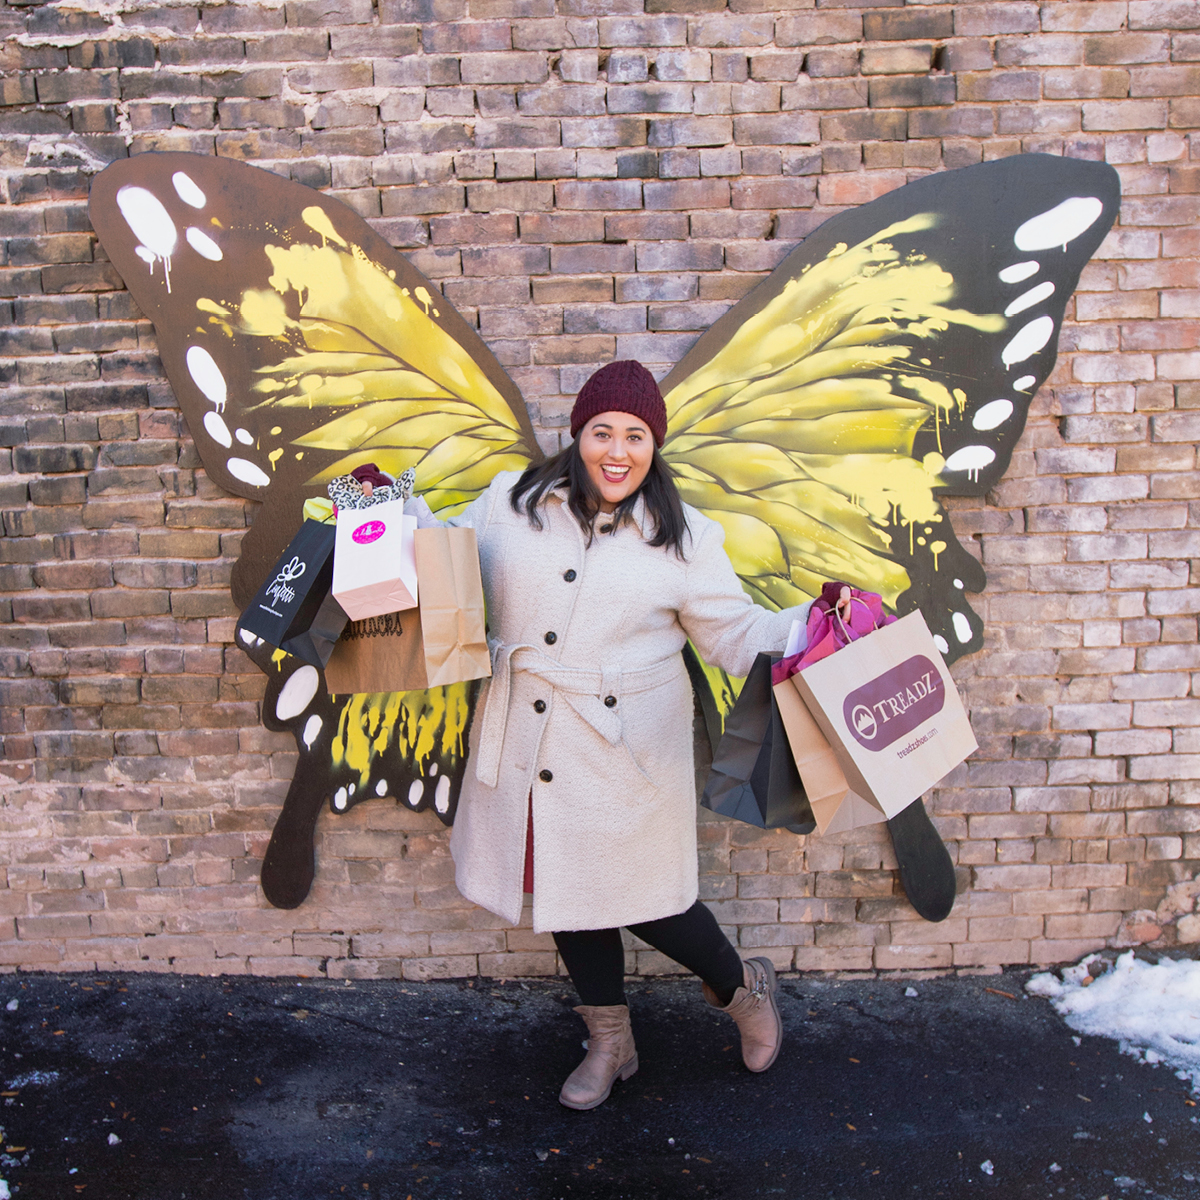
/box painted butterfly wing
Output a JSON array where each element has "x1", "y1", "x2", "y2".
[
  {"x1": 87, "y1": 152, "x2": 539, "y2": 608},
  {"x1": 90, "y1": 152, "x2": 540, "y2": 907},
  {"x1": 235, "y1": 624, "x2": 479, "y2": 908},
  {"x1": 659, "y1": 154, "x2": 1120, "y2": 732}
]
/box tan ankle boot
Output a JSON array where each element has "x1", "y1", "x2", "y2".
[
  {"x1": 558, "y1": 1004, "x2": 638, "y2": 1110},
  {"x1": 702, "y1": 956, "x2": 782, "y2": 1072}
]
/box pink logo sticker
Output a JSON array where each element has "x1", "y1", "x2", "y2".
[{"x1": 352, "y1": 519, "x2": 386, "y2": 545}]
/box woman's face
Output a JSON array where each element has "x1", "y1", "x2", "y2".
[{"x1": 578, "y1": 411, "x2": 655, "y2": 513}]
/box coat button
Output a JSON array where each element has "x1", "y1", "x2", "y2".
[
  {"x1": 604, "y1": 695, "x2": 617, "y2": 708},
  {"x1": 563, "y1": 569, "x2": 576, "y2": 582},
  {"x1": 539, "y1": 768, "x2": 553, "y2": 783},
  {"x1": 544, "y1": 631, "x2": 557, "y2": 645},
  {"x1": 533, "y1": 699, "x2": 546, "y2": 713},
  {"x1": 599, "y1": 523, "x2": 613, "y2": 534}
]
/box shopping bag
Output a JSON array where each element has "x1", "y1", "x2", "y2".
[
  {"x1": 770, "y1": 676, "x2": 886, "y2": 835},
  {"x1": 700, "y1": 653, "x2": 815, "y2": 835},
  {"x1": 323, "y1": 527, "x2": 491, "y2": 693},
  {"x1": 789, "y1": 610, "x2": 977, "y2": 818},
  {"x1": 239, "y1": 519, "x2": 348, "y2": 668},
  {"x1": 331, "y1": 498, "x2": 418, "y2": 622},
  {"x1": 412, "y1": 526, "x2": 491, "y2": 688},
  {"x1": 322, "y1": 608, "x2": 426, "y2": 694}
]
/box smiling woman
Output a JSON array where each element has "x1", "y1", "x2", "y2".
[{"x1": 407, "y1": 360, "x2": 817, "y2": 1110}]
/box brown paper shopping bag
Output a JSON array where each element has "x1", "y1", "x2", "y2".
[
  {"x1": 771, "y1": 675, "x2": 886, "y2": 835},
  {"x1": 790, "y1": 610, "x2": 976, "y2": 819},
  {"x1": 323, "y1": 526, "x2": 490, "y2": 694},
  {"x1": 412, "y1": 526, "x2": 490, "y2": 688}
]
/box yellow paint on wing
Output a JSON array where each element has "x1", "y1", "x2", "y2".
[
  {"x1": 302, "y1": 205, "x2": 347, "y2": 249},
  {"x1": 330, "y1": 683, "x2": 472, "y2": 791},
  {"x1": 659, "y1": 208, "x2": 1008, "y2": 616}
]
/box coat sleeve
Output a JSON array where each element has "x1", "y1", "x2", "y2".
[
  {"x1": 677, "y1": 518, "x2": 813, "y2": 680},
  {"x1": 405, "y1": 473, "x2": 511, "y2": 535}
]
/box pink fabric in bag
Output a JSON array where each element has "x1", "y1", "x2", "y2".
[{"x1": 771, "y1": 581, "x2": 896, "y2": 686}]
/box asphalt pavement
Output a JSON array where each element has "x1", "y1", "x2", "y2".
[{"x1": 0, "y1": 968, "x2": 1195, "y2": 1200}]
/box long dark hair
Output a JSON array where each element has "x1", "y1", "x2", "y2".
[{"x1": 510, "y1": 439, "x2": 689, "y2": 556}]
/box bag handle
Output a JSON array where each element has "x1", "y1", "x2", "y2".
[{"x1": 826, "y1": 586, "x2": 884, "y2": 647}]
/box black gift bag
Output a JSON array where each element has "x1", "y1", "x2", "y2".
[
  {"x1": 700, "y1": 652, "x2": 816, "y2": 835},
  {"x1": 239, "y1": 520, "x2": 348, "y2": 668}
]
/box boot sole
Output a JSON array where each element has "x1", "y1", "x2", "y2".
[
  {"x1": 747, "y1": 957, "x2": 782, "y2": 1073},
  {"x1": 558, "y1": 1054, "x2": 639, "y2": 1110}
]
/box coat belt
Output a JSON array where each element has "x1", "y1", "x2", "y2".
[{"x1": 473, "y1": 642, "x2": 684, "y2": 788}]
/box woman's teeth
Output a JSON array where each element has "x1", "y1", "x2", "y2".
[{"x1": 602, "y1": 465, "x2": 629, "y2": 481}]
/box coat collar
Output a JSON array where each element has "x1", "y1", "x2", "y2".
[{"x1": 546, "y1": 484, "x2": 655, "y2": 539}]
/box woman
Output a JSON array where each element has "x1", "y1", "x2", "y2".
[{"x1": 412, "y1": 361, "x2": 813, "y2": 1109}]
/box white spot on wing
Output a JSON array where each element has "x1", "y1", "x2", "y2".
[
  {"x1": 235, "y1": 428, "x2": 254, "y2": 445},
  {"x1": 276, "y1": 665, "x2": 319, "y2": 721},
  {"x1": 1004, "y1": 280, "x2": 1055, "y2": 318},
  {"x1": 1013, "y1": 374, "x2": 1036, "y2": 391},
  {"x1": 1014, "y1": 196, "x2": 1103, "y2": 252},
  {"x1": 944, "y1": 445, "x2": 996, "y2": 473},
  {"x1": 227, "y1": 457, "x2": 270, "y2": 488},
  {"x1": 185, "y1": 226, "x2": 222, "y2": 261},
  {"x1": 933, "y1": 634, "x2": 949, "y2": 655},
  {"x1": 407, "y1": 780, "x2": 423, "y2": 806},
  {"x1": 953, "y1": 578, "x2": 963, "y2": 589},
  {"x1": 333, "y1": 787, "x2": 348, "y2": 811},
  {"x1": 203, "y1": 411, "x2": 232, "y2": 448},
  {"x1": 172, "y1": 171, "x2": 206, "y2": 208},
  {"x1": 1001, "y1": 315, "x2": 1055, "y2": 367},
  {"x1": 973, "y1": 399, "x2": 1013, "y2": 431},
  {"x1": 434, "y1": 776, "x2": 450, "y2": 814},
  {"x1": 952, "y1": 612, "x2": 972, "y2": 644},
  {"x1": 302, "y1": 714, "x2": 322, "y2": 748},
  {"x1": 375, "y1": 779, "x2": 388, "y2": 796},
  {"x1": 186, "y1": 345, "x2": 227, "y2": 411},
  {"x1": 999, "y1": 261, "x2": 1039, "y2": 284},
  {"x1": 116, "y1": 185, "x2": 177, "y2": 292},
  {"x1": 429, "y1": 762, "x2": 438, "y2": 776}
]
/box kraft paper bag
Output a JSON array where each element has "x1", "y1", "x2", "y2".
[
  {"x1": 700, "y1": 653, "x2": 816, "y2": 835},
  {"x1": 239, "y1": 519, "x2": 348, "y2": 668},
  {"x1": 332, "y1": 499, "x2": 418, "y2": 622},
  {"x1": 322, "y1": 608, "x2": 425, "y2": 694},
  {"x1": 790, "y1": 610, "x2": 977, "y2": 819},
  {"x1": 323, "y1": 527, "x2": 490, "y2": 694},
  {"x1": 771, "y1": 675, "x2": 886, "y2": 835},
  {"x1": 412, "y1": 526, "x2": 491, "y2": 688}
]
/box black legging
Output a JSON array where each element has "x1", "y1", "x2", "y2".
[{"x1": 553, "y1": 899, "x2": 745, "y2": 1008}]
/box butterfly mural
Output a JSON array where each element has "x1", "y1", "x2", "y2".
[{"x1": 89, "y1": 152, "x2": 1120, "y2": 908}]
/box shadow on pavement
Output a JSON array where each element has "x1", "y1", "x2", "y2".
[{"x1": 0, "y1": 970, "x2": 1195, "y2": 1199}]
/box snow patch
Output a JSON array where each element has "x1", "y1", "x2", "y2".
[{"x1": 1027, "y1": 951, "x2": 1200, "y2": 1092}]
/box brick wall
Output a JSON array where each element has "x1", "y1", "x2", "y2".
[{"x1": 2, "y1": 0, "x2": 1200, "y2": 980}]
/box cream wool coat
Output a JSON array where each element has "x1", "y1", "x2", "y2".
[{"x1": 439, "y1": 471, "x2": 807, "y2": 934}]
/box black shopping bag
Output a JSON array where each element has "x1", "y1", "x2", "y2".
[
  {"x1": 700, "y1": 653, "x2": 816, "y2": 835},
  {"x1": 239, "y1": 520, "x2": 348, "y2": 668}
]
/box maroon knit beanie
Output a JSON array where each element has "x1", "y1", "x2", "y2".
[{"x1": 569, "y1": 360, "x2": 667, "y2": 447}]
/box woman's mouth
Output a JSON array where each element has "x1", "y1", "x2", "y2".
[{"x1": 601, "y1": 464, "x2": 630, "y2": 484}]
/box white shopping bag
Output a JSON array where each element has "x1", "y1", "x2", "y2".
[{"x1": 331, "y1": 498, "x2": 418, "y2": 622}]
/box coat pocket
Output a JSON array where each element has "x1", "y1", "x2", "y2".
[{"x1": 610, "y1": 669, "x2": 692, "y2": 805}]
